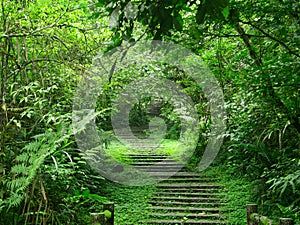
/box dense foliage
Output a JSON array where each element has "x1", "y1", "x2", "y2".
[
  {"x1": 93, "y1": 0, "x2": 300, "y2": 220},
  {"x1": 0, "y1": 0, "x2": 299, "y2": 224},
  {"x1": 0, "y1": 1, "x2": 110, "y2": 224}
]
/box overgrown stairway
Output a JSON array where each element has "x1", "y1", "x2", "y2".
[{"x1": 125, "y1": 152, "x2": 227, "y2": 224}]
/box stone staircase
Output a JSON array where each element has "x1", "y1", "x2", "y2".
[{"x1": 125, "y1": 152, "x2": 226, "y2": 224}]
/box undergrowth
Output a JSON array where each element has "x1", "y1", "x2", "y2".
[
  {"x1": 201, "y1": 165, "x2": 255, "y2": 225},
  {"x1": 99, "y1": 180, "x2": 157, "y2": 225}
]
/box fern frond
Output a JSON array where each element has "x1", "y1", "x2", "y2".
[
  {"x1": 10, "y1": 164, "x2": 29, "y2": 175},
  {"x1": 23, "y1": 141, "x2": 41, "y2": 152},
  {"x1": 16, "y1": 153, "x2": 30, "y2": 162},
  {"x1": 6, "y1": 176, "x2": 27, "y2": 190},
  {"x1": 3, "y1": 124, "x2": 72, "y2": 211},
  {"x1": 6, "y1": 193, "x2": 24, "y2": 208}
]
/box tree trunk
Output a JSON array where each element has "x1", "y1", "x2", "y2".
[{"x1": 235, "y1": 22, "x2": 300, "y2": 134}]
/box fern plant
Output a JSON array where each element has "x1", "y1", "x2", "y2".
[{"x1": 3, "y1": 124, "x2": 72, "y2": 211}]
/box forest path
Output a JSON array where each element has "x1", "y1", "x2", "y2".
[{"x1": 123, "y1": 151, "x2": 227, "y2": 225}]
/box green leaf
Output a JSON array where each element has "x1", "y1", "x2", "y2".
[
  {"x1": 222, "y1": 6, "x2": 230, "y2": 19},
  {"x1": 104, "y1": 209, "x2": 112, "y2": 218},
  {"x1": 88, "y1": 12, "x2": 101, "y2": 20},
  {"x1": 82, "y1": 189, "x2": 90, "y2": 196}
]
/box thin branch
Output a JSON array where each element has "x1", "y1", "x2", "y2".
[
  {"x1": 207, "y1": 31, "x2": 267, "y2": 38},
  {"x1": 1, "y1": 0, "x2": 71, "y2": 39},
  {"x1": 235, "y1": 22, "x2": 263, "y2": 66},
  {"x1": 7, "y1": 58, "x2": 62, "y2": 78},
  {"x1": 0, "y1": 51, "x2": 22, "y2": 70},
  {"x1": 241, "y1": 20, "x2": 300, "y2": 58},
  {"x1": 1, "y1": 33, "x2": 45, "y2": 38}
]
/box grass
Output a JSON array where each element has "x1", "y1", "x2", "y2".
[
  {"x1": 99, "y1": 180, "x2": 157, "y2": 225},
  {"x1": 202, "y1": 165, "x2": 256, "y2": 224},
  {"x1": 106, "y1": 138, "x2": 194, "y2": 163}
]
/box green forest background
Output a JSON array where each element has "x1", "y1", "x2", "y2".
[{"x1": 0, "y1": 0, "x2": 299, "y2": 224}]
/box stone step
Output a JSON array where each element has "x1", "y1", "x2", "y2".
[
  {"x1": 148, "y1": 212, "x2": 221, "y2": 219},
  {"x1": 149, "y1": 201, "x2": 226, "y2": 207},
  {"x1": 144, "y1": 172, "x2": 214, "y2": 178},
  {"x1": 138, "y1": 168, "x2": 184, "y2": 172},
  {"x1": 155, "y1": 188, "x2": 220, "y2": 193},
  {"x1": 129, "y1": 158, "x2": 176, "y2": 162},
  {"x1": 134, "y1": 164, "x2": 183, "y2": 168},
  {"x1": 170, "y1": 172, "x2": 214, "y2": 178},
  {"x1": 116, "y1": 137, "x2": 147, "y2": 139},
  {"x1": 126, "y1": 151, "x2": 226, "y2": 225},
  {"x1": 148, "y1": 206, "x2": 223, "y2": 213},
  {"x1": 125, "y1": 154, "x2": 168, "y2": 158},
  {"x1": 151, "y1": 196, "x2": 221, "y2": 202},
  {"x1": 130, "y1": 146, "x2": 166, "y2": 149},
  {"x1": 131, "y1": 162, "x2": 182, "y2": 166},
  {"x1": 153, "y1": 192, "x2": 221, "y2": 198},
  {"x1": 142, "y1": 219, "x2": 226, "y2": 224},
  {"x1": 157, "y1": 184, "x2": 220, "y2": 189},
  {"x1": 161, "y1": 178, "x2": 218, "y2": 183}
]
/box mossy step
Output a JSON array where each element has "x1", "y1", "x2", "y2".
[
  {"x1": 151, "y1": 196, "x2": 221, "y2": 202},
  {"x1": 142, "y1": 219, "x2": 226, "y2": 224},
  {"x1": 131, "y1": 162, "x2": 182, "y2": 166},
  {"x1": 148, "y1": 206, "x2": 223, "y2": 213},
  {"x1": 155, "y1": 188, "x2": 220, "y2": 193},
  {"x1": 129, "y1": 158, "x2": 177, "y2": 162},
  {"x1": 149, "y1": 201, "x2": 226, "y2": 207},
  {"x1": 148, "y1": 212, "x2": 220, "y2": 219},
  {"x1": 125, "y1": 154, "x2": 169, "y2": 158},
  {"x1": 157, "y1": 184, "x2": 220, "y2": 189},
  {"x1": 131, "y1": 164, "x2": 183, "y2": 167},
  {"x1": 136, "y1": 164, "x2": 184, "y2": 168},
  {"x1": 129, "y1": 146, "x2": 166, "y2": 149},
  {"x1": 162, "y1": 178, "x2": 218, "y2": 183},
  {"x1": 171, "y1": 172, "x2": 214, "y2": 178},
  {"x1": 138, "y1": 168, "x2": 185, "y2": 172},
  {"x1": 145, "y1": 172, "x2": 215, "y2": 178},
  {"x1": 153, "y1": 192, "x2": 222, "y2": 197}
]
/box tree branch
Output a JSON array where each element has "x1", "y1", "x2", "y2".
[
  {"x1": 235, "y1": 22, "x2": 300, "y2": 134},
  {"x1": 241, "y1": 21, "x2": 300, "y2": 58},
  {"x1": 207, "y1": 31, "x2": 267, "y2": 38},
  {"x1": 234, "y1": 22, "x2": 263, "y2": 66}
]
